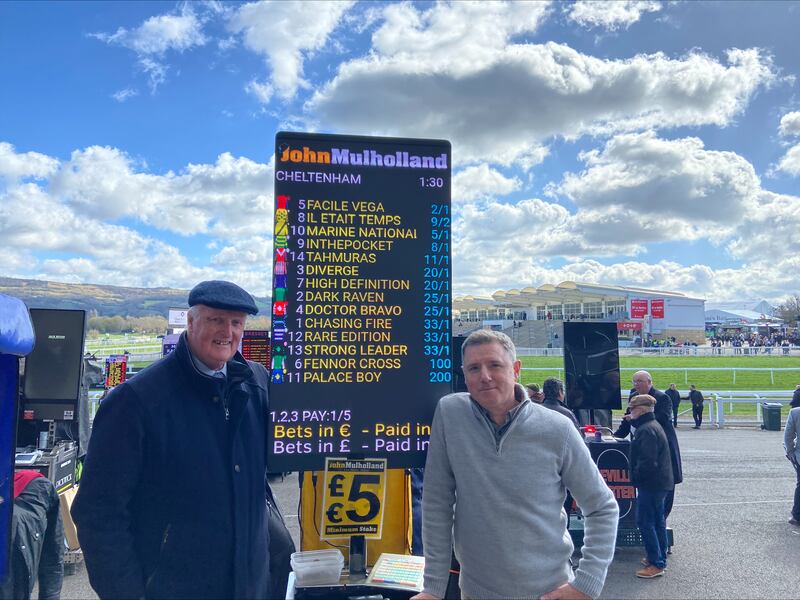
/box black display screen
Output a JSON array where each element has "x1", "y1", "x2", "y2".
[
  {"x1": 23, "y1": 309, "x2": 86, "y2": 419},
  {"x1": 269, "y1": 131, "x2": 452, "y2": 471},
  {"x1": 563, "y1": 322, "x2": 622, "y2": 411}
]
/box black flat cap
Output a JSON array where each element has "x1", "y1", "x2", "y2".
[{"x1": 188, "y1": 280, "x2": 258, "y2": 315}]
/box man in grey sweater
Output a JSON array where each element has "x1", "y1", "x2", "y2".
[{"x1": 413, "y1": 330, "x2": 619, "y2": 600}]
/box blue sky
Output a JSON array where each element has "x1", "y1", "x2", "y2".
[{"x1": 1, "y1": 1, "x2": 799, "y2": 302}]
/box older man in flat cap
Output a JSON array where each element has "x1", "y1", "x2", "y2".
[
  {"x1": 627, "y1": 394, "x2": 674, "y2": 579},
  {"x1": 73, "y1": 280, "x2": 288, "y2": 600}
]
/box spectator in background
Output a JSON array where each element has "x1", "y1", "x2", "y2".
[
  {"x1": 542, "y1": 377, "x2": 580, "y2": 429},
  {"x1": 629, "y1": 371, "x2": 682, "y2": 521},
  {"x1": 689, "y1": 384, "x2": 705, "y2": 429},
  {"x1": 525, "y1": 383, "x2": 544, "y2": 403},
  {"x1": 627, "y1": 395, "x2": 673, "y2": 579},
  {"x1": 784, "y1": 387, "x2": 800, "y2": 526},
  {"x1": 665, "y1": 383, "x2": 681, "y2": 427},
  {"x1": 0, "y1": 471, "x2": 64, "y2": 600}
]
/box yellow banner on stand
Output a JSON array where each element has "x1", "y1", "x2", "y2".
[
  {"x1": 300, "y1": 468, "x2": 412, "y2": 566},
  {"x1": 321, "y1": 457, "x2": 387, "y2": 539}
]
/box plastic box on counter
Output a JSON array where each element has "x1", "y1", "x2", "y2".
[{"x1": 291, "y1": 549, "x2": 345, "y2": 587}]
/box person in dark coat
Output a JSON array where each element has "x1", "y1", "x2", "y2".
[
  {"x1": 627, "y1": 395, "x2": 673, "y2": 579},
  {"x1": 0, "y1": 471, "x2": 64, "y2": 600},
  {"x1": 617, "y1": 372, "x2": 682, "y2": 521},
  {"x1": 541, "y1": 377, "x2": 580, "y2": 429},
  {"x1": 688, "y1": 384, "x2": 705, "y2": 428},
  {"x1": 665, "y1": 383, "x2": 681, "y2": 427},
  {"x1": 72, "y1": 281, "x2": 288, "y2": 600}
]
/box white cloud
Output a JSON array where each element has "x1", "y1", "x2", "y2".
[
  {"x1": 308, "y1": 40, "x2": 775, "y2": 165},
  {"x1": 727, "y1": 191, "x2": 800, "y2": 259},
  {"x1": 1, "y1": 183, "x2": 173, "y2": 262},
  {"x1": 452, "y1": 197, "x2": 648, "y2": 265},
  {"x1": 245, "y1": 79, "x2": 274, "y2": 104},
  {"x1": 49, "y1": 146, "x2": 274, "y2": 238},
  {"x1": 446, "y1": 133, "x2": 800, "y2": 302},
  {"x1": 229, "y1": 0, "x2": 354, "y2": 102},
  {"x1": 91, "y1": 10, "x2": 207, "y2": 55},
  {"x1": 452, "y1": 164, "x2": 522, "y2": 202},
  {"x1": 91, "y1": 7, "x2": 208, "y2": 92},
  {"x1": 111, "y1": 88, "x2": 138, "y2": 102},
  {"x1": 568, "y1": 1, "x2": 662, "y2": 30},
  {"x1": 0, "y1": 180, "x2": 255, "y2": 292},
  {"x1": 211, "y1": 236, "x2": 273, "y2": 267},
  {"x1": 776, "y1": 143, "x2": 800, "y2": 175},
  {"x1": 0, "y1": 142, "x2": 59, "y2": 181},
  {"x1": 550, "y1": 131, "x2": 760, "y2": 230},
  {"x1": 371, "y1": 1, "x2": 551, "y2": 72},
  {"x1": 778, "y1": 111, "x2": 800, "y2": 137},
  {"x1": 138, "y1": 58, "x2": 168, "y2": 92}
]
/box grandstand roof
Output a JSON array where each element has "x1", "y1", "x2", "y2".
[
  {"x1": 705, "y1": 308, "x2": 783, "y2": 324},
  {"x1": 705, "y1": 299, "x2": 775, "y2": 314}
]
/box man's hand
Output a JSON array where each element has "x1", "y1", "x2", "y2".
[
  {"x1": 540, "y1": 582, "x2": 591, "y2": 600},
  {"x1": 410, "y1": 593, "x2": 441, "y2": 600}
]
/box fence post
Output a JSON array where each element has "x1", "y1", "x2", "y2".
[
  {"x1": 684, "y1": 369, "x2": 688, "y2": 384},
  {"x1": 733, "y1": 368, "x2": 736, "y2": 384},
  {"x1": 715, "y1": 395, "x2": 724, "y2": 428},
  {"x1": 712, "y1": 395, "x2": 718, "y2": 428},
  {"x1": 770, "y1": 369, "x2": 774, "y2": 385}
]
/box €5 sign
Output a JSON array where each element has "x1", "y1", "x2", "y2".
[{"x1": 321, "y1": 457, "x2": 387, "y2": 540}]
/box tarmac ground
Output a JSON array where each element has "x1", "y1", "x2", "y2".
[{"x1": 60, "y1": 422, "x2": 798, "y2": 599}]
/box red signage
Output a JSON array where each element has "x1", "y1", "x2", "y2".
[
  {"x1": 630, "y1": 299, "x2": 648, "y2": 319},
  {"x1": 617, "y1": 321, "x2": 642, "y2": 331},
  {"x1": 650, "y1": 298, "x2": 664, "y2": 319}
]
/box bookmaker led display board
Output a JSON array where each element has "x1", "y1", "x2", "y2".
[
  {"x1": 241, "y1": 329, "x2": 271, "y2": 370},
  {"x1": 104, "y1": 355, "x2": 128, "y2": 389},
  {"x1": 269, "y1": 131, "x2": 452, "y2": 471}
]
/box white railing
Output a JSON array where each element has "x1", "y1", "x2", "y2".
[
  {"x1": 516, "y1": 346, "x2": 800, "y2": 357},
  {"x1": 622, "y1": 346, "x2": 798, "y2": 357},
  {"x1": 707, "y1": 390, "x2": 795, "y2": 428},
  {"x1": 520, "y1": 366, "x2": 800, "y2": 385},
  {"x1": 86, "y1": 345, "x2": 162, "y2": 358},
  {"x1": 86, "y1": 335, "x2": 158, "y2": 346}
]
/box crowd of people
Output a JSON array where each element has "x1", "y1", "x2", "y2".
[{"x1": 708, "y1": 332, "x2": 798, "y2": 355}]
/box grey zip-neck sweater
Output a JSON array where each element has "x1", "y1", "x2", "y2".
[{"x1": 422, "y1": 386, "x2": 619, "y2": 599}]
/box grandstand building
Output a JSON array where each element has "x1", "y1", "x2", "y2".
[{"x1": 453, "y1": 281, "x2": 706, "y2": 347}]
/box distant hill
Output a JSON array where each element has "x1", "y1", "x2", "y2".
[{"x1": 0, "y1": 277, "x2": 270, "y2": 317}]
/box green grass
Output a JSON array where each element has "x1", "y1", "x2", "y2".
[
  {"x1": 86, "y1": 334, "x2": 161, "y2": 352},
  {"x1": 519, "y1": 355, "x2": 800, "y2": 391},
  {"x1": 519, "y1": 355, "x2": 800, "y2": 420}
]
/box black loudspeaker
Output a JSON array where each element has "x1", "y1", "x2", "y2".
[
  {"x1": 563, "y1": 322, "x2": 621, "y2": 411},
  {"x1": 22, "y1": 309, "x2": 87, "y2": 421},
  {"x1": 452, "y1": 335, "x2": 467, "y2": 392}
]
